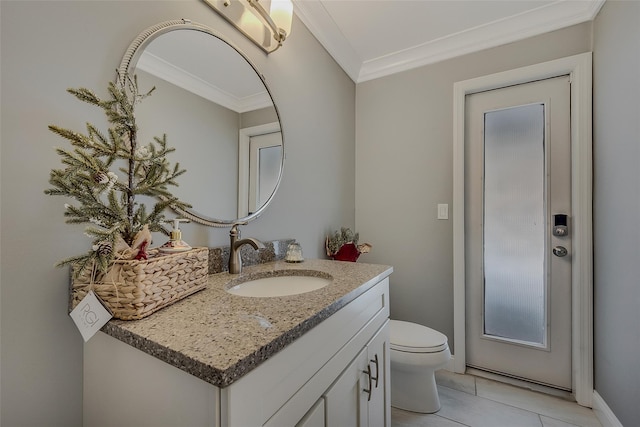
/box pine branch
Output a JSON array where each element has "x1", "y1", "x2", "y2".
[
  {"x1": 67, "y1": 87, "x2": 103, "y2": 107},
  {"x1": 56, "y1": 251, "x2": 95, "y2": 270}
]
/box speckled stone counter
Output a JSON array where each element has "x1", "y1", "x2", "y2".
[{"x1": 101, "y1": 259, "x2": 392, "y2": 388}]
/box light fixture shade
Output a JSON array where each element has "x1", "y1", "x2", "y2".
[
  {"x1": 270, "y1": 0, "x2": 293, "y2": 37},
  {"x1": 202, "y1": 0, "x2": 292, "y2": 53}
]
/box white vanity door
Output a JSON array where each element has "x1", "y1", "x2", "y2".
[
  {"x1": 366, "y1": 322, "x2": 390, "y2": 427},
  {"x1": 324, "y1": 347, "x2": 369, "y2": 426}
]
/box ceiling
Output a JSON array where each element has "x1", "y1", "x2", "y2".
[{"x1": 292, "y1": 0, "x2": 605, "y2": 83}]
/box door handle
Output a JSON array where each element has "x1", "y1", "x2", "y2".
[{"x1": 553, "y1": 246, "x2": 568, "y2": 257}]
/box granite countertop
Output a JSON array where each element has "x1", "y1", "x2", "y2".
[{"x1": 102, "y1": 259, "x2": 392, "y2": 388}]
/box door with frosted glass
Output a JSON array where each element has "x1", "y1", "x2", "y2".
[{"x1": 465, "y1": 76, "x2": 572, "y2": 390}]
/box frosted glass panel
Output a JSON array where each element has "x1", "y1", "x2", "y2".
[
  {"x1": 257, "y1": 145, "x2": 282, "y2": 208},
  {"x1": 483, "y1": 104, "x2": 546, "y2": 345}
]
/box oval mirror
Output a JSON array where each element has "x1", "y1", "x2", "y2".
[{"x1": 119, "y1": 19, "x2": 284, "y2": 227}]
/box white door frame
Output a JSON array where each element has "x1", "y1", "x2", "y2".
[{"x1": 452, "y1": 53, "x2": 593, "y2": 406}]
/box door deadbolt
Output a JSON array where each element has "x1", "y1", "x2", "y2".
[
  {"x1": 553, "y1": 214, "x2": 569, "y2": 237},
  {"x1": 553, "y1": 246, "x2": 568, "y2": 257}
]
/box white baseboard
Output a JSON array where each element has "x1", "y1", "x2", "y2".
[{"x1": 592, "y1": 391, "x2": 624, "y2": 427}]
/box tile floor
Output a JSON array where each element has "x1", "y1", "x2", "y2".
[{"x1": 391, "y1": 371, "x2": 602, "y2": 427}]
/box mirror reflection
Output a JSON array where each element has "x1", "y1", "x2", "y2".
[{"x1": 123, "y1": 22, "x2": 284, "y2": 226}]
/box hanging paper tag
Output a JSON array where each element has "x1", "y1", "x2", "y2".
[{"x1": 69, "y1": 290, "x2": 113, "y2": 342}]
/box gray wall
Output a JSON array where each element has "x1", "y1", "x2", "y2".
[
  {"x1": 355, "y1": 23, "x2": 591, "y2": 349},
  {"x1": 593, "y1": 1, "x2": 640, "y2": 425},
  {"x1": 137, "y1": 70, "x2": 241, "y2": 221},
  {"x1": 0, "y1": 1, "x2": 355, "y2": 425}
]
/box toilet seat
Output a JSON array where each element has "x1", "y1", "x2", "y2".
[{"x1": 390, "y1": 320, "x2": 448, "y2": 353}]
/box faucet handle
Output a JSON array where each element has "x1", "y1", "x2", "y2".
[{"x1": 230, "y1": 221, "x2": 248, "y2": 236}]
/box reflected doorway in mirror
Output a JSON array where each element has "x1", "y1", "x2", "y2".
[{"x1": 238, "y1": 122, "x2": 283, "y2": 217}]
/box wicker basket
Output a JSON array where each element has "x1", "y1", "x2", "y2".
[{"x1": 71, "y1": 247, "x2": 209, "y2": 320}]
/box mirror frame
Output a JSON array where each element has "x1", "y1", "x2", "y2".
[{"x1": 119, "y1": 18, "x2": 285, "y2": 227}]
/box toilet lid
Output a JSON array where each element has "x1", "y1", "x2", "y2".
[{"x1": 390, "y1": 320, "x2": 448, "y2": 353}]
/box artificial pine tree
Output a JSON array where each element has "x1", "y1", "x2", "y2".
[{"x1": 45, "y1": 74, "x2": 191, "y2": 276}]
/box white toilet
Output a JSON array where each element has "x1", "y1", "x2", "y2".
[{"x1": 389, "y1": 319, "x2": 451, "y2": 413}]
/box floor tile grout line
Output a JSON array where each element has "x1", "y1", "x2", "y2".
[
  {"x1": 438, "y1": 384, "x2": 559, "y2": 421},
  {"x1": 472, "y1": 389, "x2": 599, "y2": 426},
  {"x1": 433, "y1": 372, "x2": 600, "y2": 427},
  {"x1": 539, "y1": 413, "x2": 587, "y2": 427},
  {"x1": 446, "y1": 374, "x2": 599, "y2": 423},
  {"x1": 392, "y1": 395, "x2": 590, "y2": 427},
  {"x1": 431, "y1": 412, "x2": 473, "y2": 427},
  {"x1": 473, "y1": 375, "x2": 477, "y2": 396}
]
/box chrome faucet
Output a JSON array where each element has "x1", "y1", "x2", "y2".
[{"x1": 229, "y1": 223, "x2": 265, "y2": 274}]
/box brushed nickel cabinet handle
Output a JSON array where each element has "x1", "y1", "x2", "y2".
[
  {"x1": 370, "y1": 354, "x2": 379, "y2": 388},
  {"x1": 363, "y1": 364, "x2": 373, "y2": 401}
]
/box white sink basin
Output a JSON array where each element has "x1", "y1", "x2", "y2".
[{"x1": 226, "y1": 271, "x2": 332, "y2": 297}]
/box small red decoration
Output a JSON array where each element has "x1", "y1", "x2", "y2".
[
  {"x1": 331, "y1": 243, "x2": 361, "y2": 262},
  {"x1": 134, "y1": 241, "x2": 149, "y2": 260}
]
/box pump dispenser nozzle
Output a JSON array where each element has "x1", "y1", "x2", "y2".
[{"x1": 159, "y1": 219, "x2": 192, "y2": 253}]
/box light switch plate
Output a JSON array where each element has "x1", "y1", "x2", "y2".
[{"x1": 437, "y1": 204, "x2": 449, "y2": 220}]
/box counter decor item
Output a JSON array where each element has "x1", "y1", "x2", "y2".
[
  {"x1": 284, "y1": 242, "x2": 304, "y2": 262},
  {"x1": 46, "y1": 74, "x2": 207, "y2": 320},
  {"x1": 158, "y1": 218, "x2": 193, "y2": 253},
  {"x1": 325, "y1": 227, "x2": 372, "y2": 262},
  {"x1": 71, "y1": 247, "x2": 208, "y2": 320}
]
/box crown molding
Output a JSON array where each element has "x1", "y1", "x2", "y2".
[
  {"x1": 294, "y1": 0, "x2": 605, "y2": 84},
  {"x1": 293, "y1": 0, "x2": 362, "y2": 82},
  {"x1": 137, "y1": 51, "x2": 272, "y2": 113}
]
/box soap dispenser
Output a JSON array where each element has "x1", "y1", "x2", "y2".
[{"x1": 159, "y1": 219, "x2": 192, "y2": 253}]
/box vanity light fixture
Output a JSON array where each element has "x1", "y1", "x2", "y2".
[{"x1": 202, "y1": 0, "x2": 293, "y2": 53}]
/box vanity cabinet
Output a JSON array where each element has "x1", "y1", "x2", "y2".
[
  {"x1": 84, "y1": 275, "x2": 390, "y2": 427},
  {"x1": 265, "y1": 320, "x2": 389, "y2": 427},
  {"x1": 229, "y1": 277, "x2": 390, "y2": 426}
]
